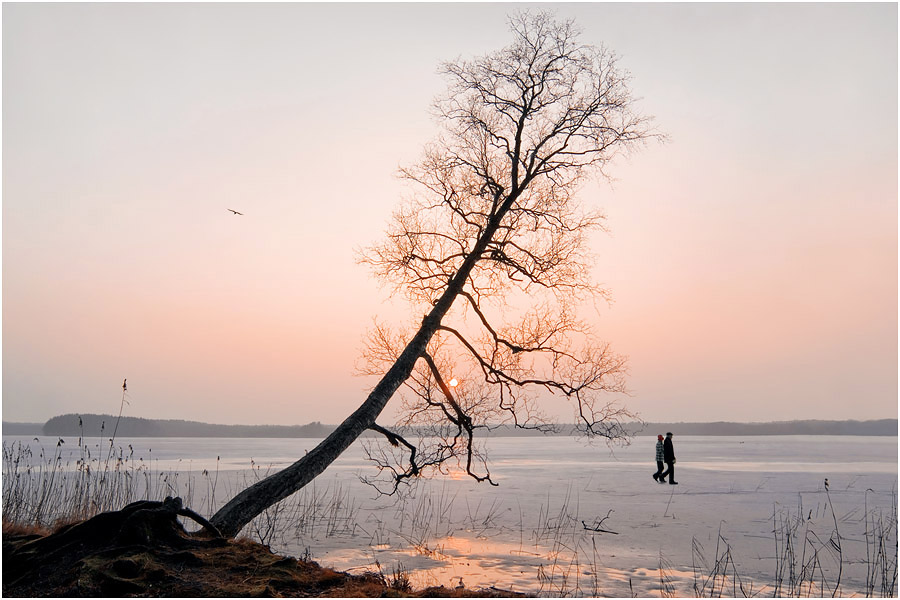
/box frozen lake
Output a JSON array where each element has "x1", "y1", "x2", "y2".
[{"x1": 4, "y1": 434, "x2": 897, "y2": 596}]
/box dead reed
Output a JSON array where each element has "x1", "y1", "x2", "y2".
[{"x1": 1, "y1": 437, "x2": 180, "y2": 528}]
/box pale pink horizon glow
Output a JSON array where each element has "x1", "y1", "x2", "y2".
[{"x1": 3, "y1": 3, "x2": 896, "y2": 426}]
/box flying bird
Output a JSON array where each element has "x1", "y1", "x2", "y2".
[{"x1": 227, "y1": 209, "x2": 244, "y2": 216}]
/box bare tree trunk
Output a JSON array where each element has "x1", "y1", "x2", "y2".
[
  {"x1": 209, "y1": 328, "x2": 427, "y2": 538},
  {"x1": 210, "y1": 209, "x2": 511, "y2": 538},
  {"x1": 205, "y1": 12, "x2": 652, "y2": 538}
]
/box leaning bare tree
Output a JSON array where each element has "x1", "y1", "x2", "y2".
[{"x1": 210, "y1": 11, "x2": 656, "y2": 538}]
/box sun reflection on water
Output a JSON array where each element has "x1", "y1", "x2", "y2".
[{"x1": 322, "y1": 534, "x2": 564, "y2": 594}]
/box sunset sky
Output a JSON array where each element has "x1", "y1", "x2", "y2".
[{"x1": 3, "y1": 3, "x2": 897, "y2": 427}]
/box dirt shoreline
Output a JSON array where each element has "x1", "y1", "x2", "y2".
[{"x1": 2, "y1": 507, "x2": 525, "y2": 598}]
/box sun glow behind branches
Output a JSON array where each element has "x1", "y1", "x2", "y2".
[{"x1": 2, "y1": 3, "x2": 895, "y2": 425}]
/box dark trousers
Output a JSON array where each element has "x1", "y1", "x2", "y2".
[
  {"x1": 654, "y1": 461, "x2": 664, "y2": 479},
  {"x1": 660, "y1": 461, "x2": 675, "y2": 483}
]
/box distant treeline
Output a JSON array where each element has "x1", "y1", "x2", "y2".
[
  {"x1": 1, "y1": 415, "x2": 895, "y2": 438},
  {"x1": 633, "y1": 419, "x2": 898, "y2": 437},
  {"x1": 481, "y1": 420, "x2": 898, "y2": 437},
  {"x1": 2, "y1": 422, "x2": 45, "y2": 435},
  {"x1": 36, "y1": 414, "x2": 333, "y2": 438}
]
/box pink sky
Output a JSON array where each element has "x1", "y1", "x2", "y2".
[{"x1": 3, "y1": 3, "x2": 896, "y2": 426}]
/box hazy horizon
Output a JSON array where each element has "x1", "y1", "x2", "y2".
[
  {"x1": 3, "y1": 3, "x2": 897, "y2": 426},
  {"x1": 4, "y1": 412, "x2": 898, "y2": 428}
]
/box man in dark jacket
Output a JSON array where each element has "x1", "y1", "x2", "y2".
[{"x1": 659, "y1": 432, "x2": 678, "y2": 484}]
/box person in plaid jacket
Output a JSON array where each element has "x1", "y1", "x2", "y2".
[
  {"x1": 652, "y1": 434, "x2": 665, "y2": 482},
  {"x1": 659, "y1": 432, "x2": 678, "y2": 484}
]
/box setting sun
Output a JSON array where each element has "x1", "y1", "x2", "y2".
[{"x1": 1, "y1": 4, "x2": 896, "y2": 598}]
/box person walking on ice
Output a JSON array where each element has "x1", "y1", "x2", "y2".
[
  {"x1": 652, "y1": 434, "x2": 665, "y2": 482},
  {"x1": 659, "y1": 432, "x2": 678, "y2": 485}
]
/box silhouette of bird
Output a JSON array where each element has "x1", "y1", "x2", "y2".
[
  {"x1": 227, "y1": 209, "x2": 244, "y2": 215},
  {"x1": 824, "y1": 478, "x2": 830, "y2": 490},
  {"x1": 122, "y1": 378, "x2": 127, "y2": 392}
]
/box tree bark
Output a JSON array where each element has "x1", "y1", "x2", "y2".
[
  {"x1": 209, "y1": 321, "x2": 434, "y2": 538},
  {"x1": 210, "y1": 205, "x2": 514, "y2": 538}
]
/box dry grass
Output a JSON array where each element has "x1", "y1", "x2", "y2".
[
  {"x1": 2, "y1": 436, "x2": 197, "y2": 528},
  {"x1": 1, "y1": 520, "x2": 51, "y2": 537}
]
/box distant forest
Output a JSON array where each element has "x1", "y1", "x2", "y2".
[
  {"x1": 34, "y1": 414, "x2": 332, "y2": 438},
  {"x1": 636, "y1": 420, "x2": 897, "y2": 436},
  {"x1": 1, "y1": 414, "x2": 896, "y2": 438}
]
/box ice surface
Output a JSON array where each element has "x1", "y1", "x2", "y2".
[{"x1": 6, "y1": 434, "x2": 896, "y2": 596}]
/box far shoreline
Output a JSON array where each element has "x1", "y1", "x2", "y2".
[{"x1": 3, "y1": 415, "x2": 896, "y2": 438}]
